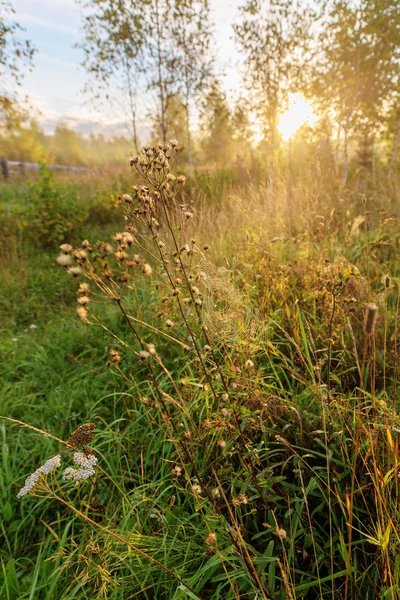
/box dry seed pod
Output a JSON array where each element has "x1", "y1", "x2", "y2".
[{"x1": 66, "y1": 423, "x2": 95, "y2": 449}]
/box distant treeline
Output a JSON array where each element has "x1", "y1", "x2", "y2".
[{"x1": 0, "y1": 121, "x2": 133, "y2": 168}]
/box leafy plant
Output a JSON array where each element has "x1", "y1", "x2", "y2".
[{"x1": 24, "y1": 165, "x2": 88, "y2": 247}]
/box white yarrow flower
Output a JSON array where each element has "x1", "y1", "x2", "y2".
[
  {"x1": 17, "y1": 455, "x2": 61, "y2": 498},
  {"x1": 73, "y1": 452, "x2": 97, "y2": 469},
  {"x1": 62, "y1": 452, "x2": 97, "y2": 483}
]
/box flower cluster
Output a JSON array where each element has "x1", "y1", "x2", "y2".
[
  {"x1": 17, "y1": 455, "x2": 61, "y2": 498},
  {"x1": 62, "y1": 452, "x2": 98, "y2": 483},
  {"x1": 129, "y1": 140, "x2": 183, "y2": 181}
]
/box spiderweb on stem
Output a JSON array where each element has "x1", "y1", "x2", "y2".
[{"x1": 197, "y1": 259, "x2": 262, "y2": 349}]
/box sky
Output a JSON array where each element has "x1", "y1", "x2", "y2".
[{"x1": 10, "y1": 0, "x2": 243, "y2": 138}]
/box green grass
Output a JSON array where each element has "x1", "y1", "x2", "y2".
[{"x1": 1, "y1": 163, "x2": 400, "y2": 599}]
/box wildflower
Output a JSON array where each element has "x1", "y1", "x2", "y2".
[
  {"x1": 76, "y1": 306, "x2": 88, "y2": 320},
  {"x1": 67, "y1": 423, "x2": 95, "y2": 449},
  {"x1": 68, "y1": 267, "x2": 83, "y2": 277},
  {"x1": 77, "y1": 295, "x2": 90, "y2": 306},
  {"x1": 108, "y1": 348, "x2": 121, "y2": 364},
  {"x1": 146, "y1": 343, "x2": 157, "y2": 355},
  {"x1": 122, "y1": 194, "x2": 133, "y2": 203},
  {"x1": 171, "y1": 465, "x2": 182, "y2": 477},
  {"x1": 78, "y1": 282, "x2": 90, "y2": 294},
  {"x1": 211, "y1": 487, "x2": 220, "y2": 498},
  {"x1": 115, "y1": 249, "x2": 127, "y2": 262},
  {"x1": 60, "y1": 244, "x2": 73, "y2": 254},
  {"x1": 57, "y1": 254, "x2": 72, "y2": 267},
  {"x1": 139, "y1": 350, "x2": 150, "y2": 360},
  {"x1": 11, "y1": 337, "x2": 18, "y2": 342},
  {"x1": 29, "y1": 324, "x2": 37, "y2": 330},
  {"x1": 239, "y1": 494, "x2": 248, "y2": 505},
  {"x1": 232, "y1": 497, "x2": 241, "y2": 507},
  {"x1": 165, "y1": 319, "x2": 174, "y2": 328},
  {"x1": 74, "y1": 249, "x2": 87, "y2": 262},
  {"x1": 99, "y1": 242, "x2": 113, "y2": 255},
  {"x1": 177, "y1": 175, "x2": 186, "y2": 185},
  {"x1": 73, "y1": 451, "x2": 97, "y2": 469},
  {"x1": 142, "y1": 263, "x2": 152, "y2": 276},
  {"x1": 277, "y1": 528, "x2": 287, "y2": 540},
  {"x1": 17, "y1": 455, "x2": 61, "y2": 498},
  {"x1": 195, "y1": 298, "x2": 202, "y2": 306},
  {"x1": 192, "y1": 484, "x2": 202, "y2": 496},
  {"x1": 184, "y1": 212, "x2": 193, "y2": 220},
  {"x1": 205, "y1": 533, "x2": 216, "y2": 546},
  {"x1": 81, "y1": 240, "x2": 92, "y2": 250},
  {"x1": 245, "y1": 359, "x2": 254, "y2": 370},
  {"x1": 62, "y1": 451, "x2": 97, "y2": 483},
  {"x1": 170, "y1": 139, "x2": 179, "y2": 148},
  {"x1": 122, "y1": 232, "x2": 135, "y2": 246}
]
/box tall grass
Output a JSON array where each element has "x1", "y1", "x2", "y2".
[{"x1": 1, "y1": 143, "x2": 400, "y2": 599}]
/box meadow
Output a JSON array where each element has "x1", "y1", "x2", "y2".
[{"x1": 1, "y1": 145, "x2": 400, "y2": 600}]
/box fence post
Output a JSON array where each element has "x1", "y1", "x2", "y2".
[{"x1": 0, "y1": 156, "x2": 9, "y2": 179}]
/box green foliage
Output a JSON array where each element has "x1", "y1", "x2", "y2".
[
  {"x1": 0, "y1": 1, "x2": 36, "y2": 125},
  {"x1": 24, "y1": 165, "x2": 88, "y2": 248}
]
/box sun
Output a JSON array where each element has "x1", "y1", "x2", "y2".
[{"x1": 278, "y1": 93, "x2": 316, "y2": 141}]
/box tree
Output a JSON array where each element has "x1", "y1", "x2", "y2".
[
  {"x1": 234, "y1": 0, "x2": 313, "y2": 151},
  {"x1": 0, "y1": 1, "x2": 35, "y2": 125},
  {"x1": 79, "y1": 0, "x2": 214, "y2": 152},
  {"x1": 78, "y1": 0, "x2": 146, "y2": 152},
  {"x1": 310, "y1": 0, "x2": 400, "y2": 182},
  {"x1": 170, "y1": 0, "x2": 214, "y2": 174},
  {"x1": 234, "y1": 0, "x2": 314, "y2": 199},
  {"x1": 200, "y1": 80, "x2": 234, "y2": 165},
  {"x1": 231, "y1": 96, "x2": 254, "y2": 163}
]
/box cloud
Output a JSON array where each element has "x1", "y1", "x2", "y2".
[
  {"x1": 39, "y1": 53, "x2": 80, "y2": 70},
  {"x1": 16, "y1": 13, "x2": 78, "y2": 36}
]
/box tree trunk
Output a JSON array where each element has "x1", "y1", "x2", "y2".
[
  {"x1": 343, "y1": 123, "x2": 349, "y2": 185},
  {"x1": 371, "y1": 132, "x2": 376, "y2": 186},
  {"x1": 1, "y1": 156, "x2": 9, "y2": 179},
  {"x1": 335, "y1": 125, "x2": 341, "y2": 164},
  {"x1": 154, "y1": 0, "x2": 167, "y2": 143},
  {"x1": 125, "y1": 55, "x2": 139, "y2": 154},
  {"x1": 185, "y1": 96, "x2": 193, "y2": 177},
  {"x1": 388, "y1": 114, "x2": 400, "y2": 179}
]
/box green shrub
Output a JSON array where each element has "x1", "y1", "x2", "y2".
[{"x1": 24, "y1": 165, "x2": 88, "y2": 247}]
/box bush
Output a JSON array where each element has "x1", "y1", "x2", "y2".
[{"x1": 24, "y1": 165, "x2": 88, "y2": 248}]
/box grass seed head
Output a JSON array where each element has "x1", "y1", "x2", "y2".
[{"x1": 364, "y1": 303, "x2": 378, "y2": 335}]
